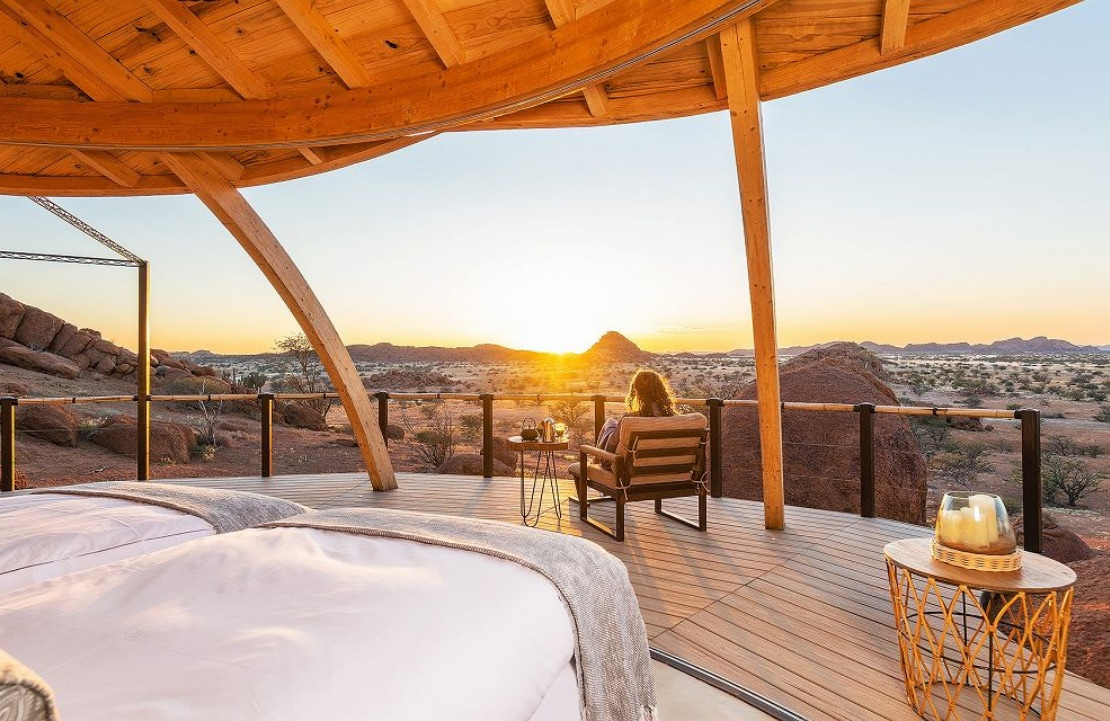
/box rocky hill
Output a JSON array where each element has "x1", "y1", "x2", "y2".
[
  {"x1": 580, "y1": 331, "x2": 655, "y2": 364},
  {"x1": 730, "y1": 336, "x2": 1107, "y2": 356}
]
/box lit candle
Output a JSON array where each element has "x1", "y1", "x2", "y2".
[{"x1": 969, "y1": 494, "x2": 999, "y2": 547}]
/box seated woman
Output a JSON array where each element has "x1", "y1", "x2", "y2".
[{"x1": 571, "y1": 369, "x2": 676, "y2": 476}]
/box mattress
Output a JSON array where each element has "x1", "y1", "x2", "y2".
[
  {"x1": 0, "y1": 526, "x2": 581, "y2": 721},
  {"x1": 0, "y1": 493, "x2": 213, "y2": 594}
]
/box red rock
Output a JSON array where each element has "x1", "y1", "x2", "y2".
[
  {"x1": 281, "y1": 402, "x2": 327, "y2": 431},
  {"x1": 1013, "y1": 514, "x2": 1094, "y2": 563},
  {"x1": 13, "y1": 307, "x2": 64, "y2": 351},
  {"x1": 47, "y1": 323, "x2": 77, "y2": 354},
  {"x1": 58, "y1": 330, "x2": 94, "y2": 358},
  {"x1": 90, "y1": 415, "x2": 196, "y2": 464},
  {"x1": 0, "y1": 346, "x2": 81, "y2": 379},
  {"x1": 721, "y1": 342, "x2": 927, "y2": 525},
  {"x1": 15, "y1": 405, "x2": 78, "y2": 447},
  {"x1": 436, "y1": 453, "x2": 514, "y2": 476},
  {"x1": 2, "y1": 382, "x2": 28, "y2": 396},
  {"x1": 0, "y1": 293, "x2": 26, "y2": 339},
  {"x1": 193, "y1": 365, "x2": 218, "y2": 377},
  {"x1": 114, "y1": 363, "x2": 134, "y2": 375},
  {"x1": 94, "y1": 357, "x2": 116, "y2": 374},
  {"x1": 90, "y1": 338, "x2": 120, "y2": 356},
  {"x1": 71, "y1": 353, "x2": 92, "y2": 370}
]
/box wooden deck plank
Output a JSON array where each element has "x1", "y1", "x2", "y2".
[{"x1": 169, "y1": 472, "x2": 1109, "y2": 720}]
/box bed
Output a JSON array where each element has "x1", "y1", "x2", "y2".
[
  {"x1": 0, "y1": 482, "x2": 307, "y2": 594},
  {"x1": 0, "y1": 508, "x2": 656, "y2": 721}
]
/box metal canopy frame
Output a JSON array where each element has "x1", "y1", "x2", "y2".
[{"x1": 0, "y1": 197, "x2": 151, "y2": 481}]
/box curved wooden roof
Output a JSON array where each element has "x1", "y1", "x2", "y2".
[{"x1": 0, "y1": 0, "x2": 1077, "y2": 196}]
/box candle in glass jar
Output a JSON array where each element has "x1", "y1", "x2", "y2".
[{"x1": 969, "y1": 494, "x2": 999, "y2": 546}]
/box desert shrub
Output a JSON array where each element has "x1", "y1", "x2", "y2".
[
  {"x1": 1095, "y1": 405, "x2": 1110, "y2": 423},
  {"x1": 930, "y1": 443, "x2": 993, "y2": 489},
  {"x1": 910, "y1": 416, "x2": 952, "y2": 459},
  {"x1": 405, "y1": 404, "x2": 455, "y2": 468},
  {"x1": 458, "y1": 414, "x2": 482, "y2": 443},
  {"x1": 275, "y1": 333, "x2": 336, "y2": 418},
  {"x1": 546, "y1": 399, "x2": 590, "y2": 443},
  {"x1": 240, "y1": 371, "x2": 268, "y2": 393}
]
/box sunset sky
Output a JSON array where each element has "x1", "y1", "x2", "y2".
[{"x1": 1, "y1": 3, "x2": 1105, "y2": 355}]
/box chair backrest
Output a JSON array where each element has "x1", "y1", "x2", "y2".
[{"x1": 615, "y1": 413, "x2": 708, "y2": 484}]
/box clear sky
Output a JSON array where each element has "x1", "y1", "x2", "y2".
[{"x1": 1, "y1": 3, "x2": 1106, "y2": 355}]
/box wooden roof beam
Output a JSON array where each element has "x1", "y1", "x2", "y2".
[
  {"x1": 141, "y1": 0, "x2": 271, "y2": 98},
  {"x1": 706, "y1": 34, "x2": 727, "y2": 100},
  {"x1": 399, "y1": 0, "x2": 466, "y2": 68},
  {"x1": 880, "y1": 0, "x2": 912, "y2": 54},
  {"x1": 273, "y1": 0, "x2": 372, "y2": 88},
  {"x1": 720, "y1": 18, "x2": 785, "y2": 531},
  {"x1": 298, "y1": 147, "x2": 324, "y2": 165},
  {"x1": 543, "y1": 0, "x2": 610, "y2": 116},
  {"x1": 0, "y1": 0, "x2": 150, "y2": 101},
  {"x1": 160, "y1": 152, "x2": 397, "y2": 491},
  {"x1": 70, "y1": 149, "x2": 140, "y2": 188}
]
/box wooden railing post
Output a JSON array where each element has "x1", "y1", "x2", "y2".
[
  {"x1": 707, "y1": 397, "x2": 723, "y2": 498},
  {"x1": 259, "y1": 393, "x2": 274, "y2": 478},
  {"x1": 1019, "y1": 409, "x2": 1043, "y2": 554},
  {"x1": 136, "y1": 260, "x2": 150, "y2": 481},
  {"x1": 592, "y1": 394, "x2": 607, "y2": 443},
  {"x1": 1, "y1": 397, "x2": 15, "y2": 492},
  {"x1": 375, "y1": 392, "x2": 390, "y2": 445},
  {"x1": 858, "y1": 403, "x2": 876, "y2": 518},
  {"x1": 481, "y1": 393, "x2": 494, "y2": 478}
]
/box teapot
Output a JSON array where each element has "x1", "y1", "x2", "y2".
[
  {"x1": 540, "y1": 417, "x2": 557, "y2": 442},
  {"x1": 520, "y1": 418, "x2": 539, "y2": 441}
]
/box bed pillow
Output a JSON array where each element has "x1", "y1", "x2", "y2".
[{"x1": 0, "y1": 648, "x2": 57, "y2": 721}]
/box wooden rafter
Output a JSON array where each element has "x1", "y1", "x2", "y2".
[
  {"x1": 160, "y1": 152, "x2": 397, "y2": 490},
  {"x1": 543, "y1": 0, "x2": 610, "y2": 117},
  {"x1": 706, "y1": 34, "x2": 727, "y2": 101},
  {"x1": 70, "y1": 149, "x2": 140, "y2": 188},
  {"x1": 0, "y1": 81, "x2": 84, "y2": 101},
  {"x1": 720, "y1": 18, "x2": 784, "y2": 531},
  {"x1": 880, "y1": 0, "x2": 912, "y2": 54},
  {"x1": 298, "y1": 147, "x2": 324, "y2": 165},
  {"x1": 399, "y1": 0, "x2": 466, "y2": 68},
  {"x1": 141, "y1": 0, "x2": 271, "y2": 99},
  {"x1": 273, "y1": 0, "x2": 372, "y2": 88},
  {"x1": 760, "y1": 0, "x2": 1079, "y2": 99},
  {"x1": 0, "y1": 0, "x2": 150, "y2": 101},
  {"x1": 197, "y1": 152, "x2": 245, "y2": 182}
]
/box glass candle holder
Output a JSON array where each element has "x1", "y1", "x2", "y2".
[
  {"x1": 554, "y1": 422, "x2": 567, "y2": 439},
  {"x1": 935, "y1": 492, "x2": 1017, "y2": 555}
]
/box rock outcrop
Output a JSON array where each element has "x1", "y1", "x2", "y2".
[
  {"x1": 0, "y1": 346, "x2": 81, "y2": 379},
  {"x1": 0, "y1": 293, "x2": 224, "y2": 387},
  {"x1": 1014, "y1": 514, "x2": 1094, "y2": 563},
  {"x1": 89, "y1": 416, "x2": 196, "y2": 464},
  {"x1": 436, "y1": 453, "x2": 514, "y2": 477},
  {"x1": 279, "y1": 403, "x2": 328, "y2": 431},
  {"x1": 721, "y1": 342, "x2": 927, "y2": 525},
  {"x1": 14, "y1": 405, "x2": 78, "y2": 447}
]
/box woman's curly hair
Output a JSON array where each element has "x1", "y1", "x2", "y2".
[{"x1": 626, "y1": 369, "x2": 676, "y2": 417}]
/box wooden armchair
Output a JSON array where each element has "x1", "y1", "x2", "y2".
[{"x1": 571, "y1": 413, "x2": 709, "y2": 541}]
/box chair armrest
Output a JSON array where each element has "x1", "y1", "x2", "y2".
[{"x1": 579, "y1": 444, "x2": 618, "y2": 464}]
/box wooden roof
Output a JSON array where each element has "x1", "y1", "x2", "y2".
[{"x1": 0, "y1": 0, "x2": 1078, "y2": 196}]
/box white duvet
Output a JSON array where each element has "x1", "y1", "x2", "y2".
[
  {"x1": 0, "y1": 493, "x2": 213, "y2": 594},
  {"x1": 0, "y1": 527, "x2": 580, "y2": 721}
]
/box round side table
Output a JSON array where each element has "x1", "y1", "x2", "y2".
[
  {"x1": 884, "y1": 538, "x2": 1076, "y2": 721},
  {"x1": 506, "y1": 436, "x2": 569, "y2": 527}
]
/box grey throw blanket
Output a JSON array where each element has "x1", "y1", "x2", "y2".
[
  {"x1": 33, "y1": 481, "x2": 307, "y2": 534},
  {"x1": 0, "y1": 649, "x2": 57, "y2": 721},
  {"x1": 263, "y1": 508, "x2": 657, "y2": 721}
]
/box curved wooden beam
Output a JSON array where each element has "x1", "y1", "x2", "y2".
[
  {"x1": 0, "y1": 0, "x2": 772, "y2": 150},
  {"x1": 160, "y1": 152, "x2": 397, "y2": 490}
]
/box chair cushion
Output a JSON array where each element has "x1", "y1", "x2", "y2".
[{"x1": 567, "y1": 462, "x2": 618, "y2": 489}]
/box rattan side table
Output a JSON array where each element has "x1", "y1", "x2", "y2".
[{"x1": 884, "y1": 538, "x2": 1076, "y2": 721}]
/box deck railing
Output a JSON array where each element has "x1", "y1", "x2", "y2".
[{"x1": 0, "y1": 392, "x2": 1043, "y2": 552}]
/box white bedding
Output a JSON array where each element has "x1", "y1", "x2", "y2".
[
  {"x1": 0, "y1": 526, "x2": 581, "y2": 721},
  {"x1": 0, "y1": 493, "x2": 214, "y2": 594}
]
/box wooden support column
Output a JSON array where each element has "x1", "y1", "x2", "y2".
[
  {"x1": 161, "y1": 152, "x2": 397, "y2": 490},
  {"x1": 137, "y1": 261, "x2": 150, "y2": 480},
  {"x1": 720, "y1": 19, "x2": 785, "y2": 530}
]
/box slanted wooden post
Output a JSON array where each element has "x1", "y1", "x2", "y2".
[
  {"x1": 259, "y1": 393, "x2": 275, "y2": 477},
  {"x1": 162, "y1": 152, "x2": 396, "y2": 490},
  {"x1": 1, "y1": 397, "x2": 15, "y2": 492},
  {"x1": 720, "y1": 21, "x2": 785, "y2": 530},
  {"x1": 136, "y1": 260, "x2": 151, "y2": 481}
]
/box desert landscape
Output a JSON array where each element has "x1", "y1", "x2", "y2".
[{"x1": 2, "y1": 291, "x2": 1107, "y2": 685}]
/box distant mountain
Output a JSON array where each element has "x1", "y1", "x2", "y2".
[
  {"x1": 730, "y1": 336, "x2": 1107, "y2": 356},
  {"x1": 581, "y1": 331, "x2": 654, "y2": 363}
]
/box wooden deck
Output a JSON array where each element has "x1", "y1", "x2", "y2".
[{"x1": 173, "y1": 472, "x2": 1110, "y2": 721}]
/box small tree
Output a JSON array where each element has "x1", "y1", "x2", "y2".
[
  {"x1": 404, "y1": 404, "x2": 456, "y2": 468},
  {"x1": 193, "y1": 380, "x2": 224, "y2": 449},
  {"x1": 240, "y1": 371, "x2": 269, "y2": 393},
  {"x1": 910, "y1": 416, "x2": 952, "y2": 459},
  {"x1": 547, "y1": 399, "x2": 590, "y2": 444},
  {"x1": 275, "y1": 333, "x2": 335, "y2": 418},
  {"x1": 459, "y1": 414, "x2": 482, "y2": 443},
  {"x1": 1042, "y1": 435, "x2": 1104, "y2": 507},
  {"x1": 931, "y1": 443, "x2": 993, "y2": 489}
]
